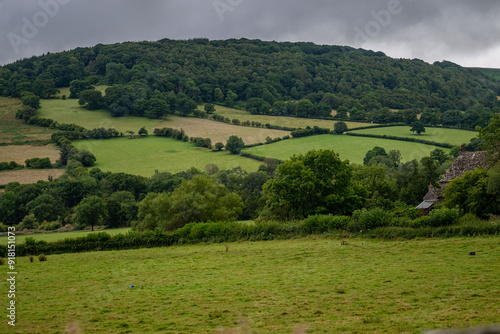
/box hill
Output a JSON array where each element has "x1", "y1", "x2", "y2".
[{"x1": 1, "y1": 39, "x2": 499, "y2": 128}]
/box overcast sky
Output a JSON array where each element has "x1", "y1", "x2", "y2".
[{"x1": 1, "y1": 0, "x2": 499, "y2": 68}]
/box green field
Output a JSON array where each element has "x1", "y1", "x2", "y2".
[
  {"x1": 73, "y1": 136, "x2": 262, "y2": 176},
  {"x1": 38, "y1": 99, "x2": 164, "y2": 134},
  {"x1": 473, "y1": 68, "x2": 500, "y2": 81},
  {"x1": 3, "y1": 237, "x2": 499, "y2": 333},
  {"x1": 350, "y1": 126, "x2": 477, "y2": 146},
  {"x1": 0, "y1": 228, "x2": 130, "y2": 245},
  {"x1": 213, "y1": 104, "x2": 374, "y2": 130},
  {"x1": 243, "y1": 134, "x2": 450, "y2": 164}
]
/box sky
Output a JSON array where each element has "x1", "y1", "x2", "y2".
[{"x1": 1, "y1": 0, "x2": 499, "y2": 68}]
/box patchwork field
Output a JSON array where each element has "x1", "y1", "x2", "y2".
[
  {"x1": 3, "y1": 237, "x2": 498, "y2": 333},
  {"x1": 0, "y1": 97, "x2": 54, "y2": 143},
  {"x1": 73, "y1": 136, "x2": 262, "y2": 176},
  {"x1": 39, "y1": 98, "x2": 288, "y2": 145},
  {"x1": 213, "y1": 105, "x2": 374, "y2": 130},
  {"x1": 0, "y1": 143, "x2": 60, "y2": 164},
  {"x1": 350, "y1": 126, "x2": 477, "y2": 146},
  {"x1": 0, "y1": 168, "x2": 65, "y2": 185},
  {"x1": 243, "y1": 134, "x2": 450, "y2": 164}
]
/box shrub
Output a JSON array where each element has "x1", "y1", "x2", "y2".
[
  {"x1": 38, "y1": 221, "x2": 62, "y2": 231},
  {"x1": 38, "y1": 254, "x2": 47, "y2": 261},
  {"x1": 352, "y1": 208, "x2": 393, "y2": 230},
  {"x1": 412, "y1": 208, "x2": 461, "y2": 227},
  {"x1": 303, "y1": 214, "x2": 351, "y2": 233},
  {"x1": 29, "y1": 255, "x2": 34, "y2": 263}
]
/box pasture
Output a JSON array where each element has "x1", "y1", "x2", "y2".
[
  {"x1": 3, "y1": 237, "x2": 499, "y2": 333},
  {"x1": 0, "y1": 168, "x2": 65, "y2": 185},
  {"x1": 213, "y1": 105, "x2": 374, "y2": 130},
  {"x1": 73, "y1": 136, "x2": 262, "y2": 176},
  {"x1": 242, "y1": 134, "x2": 450, "y2": 165},
  {"x1": 0, "y1": 227, "x2": 130, "y2": 245},
  {"x1": 0, "y1": 97, "x2": 53, "y2": 144},
  {"x1": 350, "y1": 126, "x2": 477, "y2": 147}
]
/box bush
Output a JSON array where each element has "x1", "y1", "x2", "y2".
[
  {"x1": 38, "y1": 221, "x2": 62, "y2": 231},
  {"x1": 25, "y1": 157, "x2": 52, "y2": 169},
  {"x1": 38, "y1": 254, "x2": 47, "y2": 262},
  {"x1": 303, "y1": 214, "x2": 351, "y2": 233},
  {"x1": 412, "y1": 208, "x2": 461, "y2": 227},
  {"x1": 352, "y1": 208, "x2": 393, "y2": 230}
]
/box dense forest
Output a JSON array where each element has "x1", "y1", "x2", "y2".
[{"x1": 1, "y1": 38, "x2": 499, "y2": 129}]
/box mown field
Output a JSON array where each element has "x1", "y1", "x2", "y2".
[
  {"x1": 243, "y1": 134, "x2": 450, "y2": 164},
  {"x1": 3, "y1": 237, "x2": 498, "y2": 334},
  {"x1": 73, "y1": 136, "x2": 262, "y2": 176},
  {"x1": 0, "y1": 97, "x2": 54, "y2": 144},
  {"x1": 213, "y1": 105, "x2": 374, "y2": 130},
  {"x1": 0, "y1": 168, "x2": 65, "y2": 186},
  {"x1": 0, "y1": 227, "x2": 130, "y2": 245},
  {"x1": 350, "y1": 126, "x2": 477, "y2": 147},
  {"x1": 474, "y1": 68, "x2": 500, "y2": 81},
  {"x1": 0, "y1": 144, "x2": 60, "y2": 164}
]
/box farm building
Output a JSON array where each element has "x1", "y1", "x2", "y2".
[{"x1": 416, "y1": 148, "x2": 487, "y2": 214}]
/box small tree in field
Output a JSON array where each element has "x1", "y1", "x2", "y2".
[
  {"x1": 214, "y1": 142, "x2": 224, "y2": 151},
  {"x1": 204, "y1": 103, "x2": 216, "y2": 114},
  {"x1": 225, "y1": 136, "x2": 245, "y2": 154},
  {"x1": 410, "y1": 121, "x2": 425, "y2": 135},
  {"x1": 138, "y1": 127, "x2": 148, "y2": 136},
  {"x1": 333, "y1": 121, "x2": 348, "y2": 134},
  {"x1": 74, "y1": 196, "x2": 107, "y2": 231}
]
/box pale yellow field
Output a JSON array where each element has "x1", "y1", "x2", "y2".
[
  {"x1": 156, "y1": 116, "x2": 290, "y2": 145},
  {"x1": 0, "y1": 169, "x2": 65, "y2": 185},
  {"x1": 0, "y1": 144, "x2": 60, "y2": 164}
]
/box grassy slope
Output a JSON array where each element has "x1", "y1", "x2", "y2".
[
  {"x1": 350, "y1": 126, "x2": 477, "y2": 146},
  {"x1": 0, "y1": 228, "x2": 130, "y2": 245},
  {"x1": 73, "y1": 136, "x2": 262, "y2": 176},
  {"x1": 4, "y1": 237, "x2": 499, "y2": 333},
  {"x1": 473, "y1": 68, "x2": 500, "y2": 81},
  {"x1": 243, "y1": 134, "x2": 450, "y2": 164},
  {"x1": 0, "y1": 97, "x2": 54, "y2": 143},
  {"x1": 213, "y1": 105, "x2": 374, "y2": 130}
]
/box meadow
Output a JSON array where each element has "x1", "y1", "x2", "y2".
[
  {"x1": 213, "y1": 105, "x2": 374, "y2": 130},
  {"x1": 3, "y1": 237, "x2": 498, "y2": 333},
  {"x1": 350, "y1": 126, "x2": 477, "y2": 147},
  {"x1": 73, "y1": 136, "x2": 262, "y2": 176},
  {"x1": 0, "y1": 97, "x2": 53, "y2": 144},
  {"x1": 243, "y1": 134, "x2": 450, "y2": 164},
  {"x1": 0, "y1": 227, "x2": 130, "y2": 245}
]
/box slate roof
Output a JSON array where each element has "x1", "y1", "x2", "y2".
[
  {"x1": 439, "y1": 151, "x2": 487, "y2": 183},
  {"x1": 416, "y1": 200, "x2": 437, "y2": 210}
]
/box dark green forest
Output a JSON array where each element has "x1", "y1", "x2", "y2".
[{"x1": 1, "y1": 38, "x2": 499, "y2": 128}]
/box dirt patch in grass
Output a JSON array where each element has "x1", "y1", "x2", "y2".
[
  {"x1": 156, "y1": 116, "x2": 290, "y2": 145},
  {"x1": 0, "y1": 144, "x2": 60, "y2": 164},
  {"x1": 0, "y1": 169, "x2": 65, "y2": 185}
]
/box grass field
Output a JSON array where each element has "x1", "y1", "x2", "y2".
[
  {"x1": 213, "y1": 105, "x2": 375, "y2": 130},
  {"x1": 0, "y1": 168, "x2": 65, "y2": 185},
  {"x1": 473, "y1": 68, "x2": 500, "y2": 81},
  {"x1": 3, "y1": 237, "x2": 499, "y2": 333},
  {"x1": 0, "y1": 143, "x2": 60, "y2": 164},
  {"x1": 0, "y1": 227, "x2": 130, "y2": 245},
  {"x1": 73, "y1": 136, "x2": 262, "y2": 176},
  {"x1": 0, "y1": 97, "x2": 54, "y2": 144},
  {"x1": 350, "y1": 126, "x2": 477, "y2": 146},
  {"x1": 243, "y1": 134, "x2": 450, "y2": 164}
]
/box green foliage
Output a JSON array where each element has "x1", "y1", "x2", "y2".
[
  {"x1": 69, "y1": 80, "x2": 94, "y2": 98},
  {"x1": 138, "y1": 127, "x2": 148, "y2": 136},
  {"x1": 21, "y1": 92, "x2": 41, "y2": 109},
  {"x1": 351, "y1": 208, "x2": 394, "y2": 230},
  {"x1": 74, "y1": 195, "x2": 107, "y2": 231},
  {"x1": 204, "y1": 103, "x2": 216, "y2": 114},
  {"x1": 262, "y1": 149, "x2": 363, "y2": 219},
  {"x1": 478, "y1": 114, "x2": 500, "y2": 165},
  {"x1": 410, "y1": 121, "x2": 426, "y2": 135},
  {"x1": 303, "y1": 214, "x2": 351, "y2": 233},
  {"x1": 411, "y1": 208, "x2": 461, "y2": 228},
  {"x1": 225, "y1": 135, "x2": 245, "y2": 154},
  {"x1": 363, "y1": 146, "x2": 388, "y2": 165},
  {"x1": 78, "y1": 89, "x2": 104, "y2": 110},
  {"x1": 0, "y1": 161, "x2": 23, "y2": 171},
  {"x1": 214, "y1": 142, "x2": 224, "y2": 151},
  {"x1": 25, "y1": 157, "x2": 52, "y2": 169},
  {"x1": 135, "y1": 175, "x2": 244, "y2": 231},
  {"x1": 333, "y1": 121, "x2": 348, "y2": 135}
]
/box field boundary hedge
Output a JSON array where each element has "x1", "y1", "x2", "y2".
[
  {"x1": 344, "y1": 132, "x2": 454, "y2": 148},
  {"x1": 3, "y1": 218, "x2": 499, "y2": 257}
]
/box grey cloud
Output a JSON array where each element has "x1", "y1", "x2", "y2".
[{"x1": 0, "y1": 0, "x2": 498, "y2": 67}]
